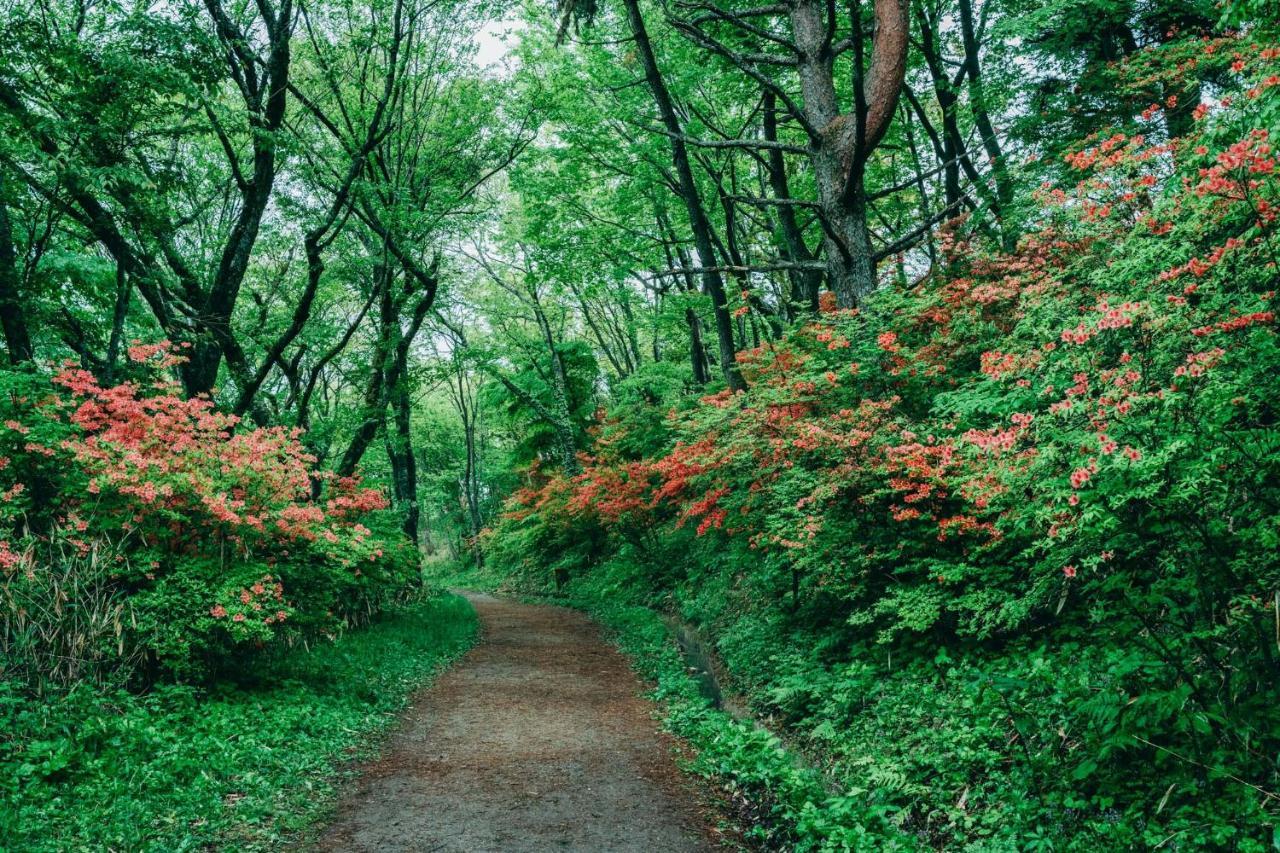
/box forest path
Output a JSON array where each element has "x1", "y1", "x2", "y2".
[{"x1": 315, "y1": 592, "x2": 724, "y2": 852}]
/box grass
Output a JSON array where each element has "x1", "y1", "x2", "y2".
[
  {"x1": 422, "y1": 556, "x2": 507, "y2": 593},
  {"x1": 0, "y1": 592, "x2": 478, "y2": 852}
]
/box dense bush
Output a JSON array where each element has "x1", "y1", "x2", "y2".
[
  {"x1": 489, "y1": 37, "x2": 1280, "y2": 850},
  {"x1": 0, "y1": 345, "x2": 418, "y2": 685}
]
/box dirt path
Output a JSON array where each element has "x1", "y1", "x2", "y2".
[{"x1": 315, "y1": 592, "x2": 725, "y2": 852}]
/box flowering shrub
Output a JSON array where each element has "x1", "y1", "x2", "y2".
[
  {"x1": 0, "y1": 346, "x2": 416, "y2": 681},
  {"x1": 489, "y1": 38, "x2": 1280, "y2": 849}
]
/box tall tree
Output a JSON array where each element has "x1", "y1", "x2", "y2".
[
  {"x1": 616, "y1": 0, "x2": 746, "y2": 389},
  {"x1": 673, "y1": 0, "x2": 910, "y2": 307}
]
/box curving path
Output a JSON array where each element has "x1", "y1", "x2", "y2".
[{"x1": 315, "y1": 592, "x2": 723, "y2": 852}]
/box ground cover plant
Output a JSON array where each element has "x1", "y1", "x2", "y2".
[{"x1": 1, "y1": 593, "x2": 477, "y2": 851}]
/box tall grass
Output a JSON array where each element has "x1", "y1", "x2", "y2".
[{"x1": 1, "y1": 534, "x2": 143, "y2": 692}]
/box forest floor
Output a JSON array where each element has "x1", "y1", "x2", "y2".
[{"x1": 314, "y1": 592, "x2": 727, "y2": 852}]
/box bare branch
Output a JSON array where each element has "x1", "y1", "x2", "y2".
[
  {"x1": 872, "y1": 197, "x2": 966, "y2": 262},
  {"x1": 729, "y1": 194, "x2": 821, "y2": 209},
  {"x1": 648, "y1": 260, "x2": 826, "y2": 277},
  {"x1": 640, "y1": 124, "x2": 809, "y2": 155},
  {"x1": 675, "y1": 1, "x2": 798, "y2": 54},
  {"x1": 678, "y1": 2, "x2": 789, "y2": 25},
  {"x1": 668, "y1": 19, "x2": 820, "y2": 141}
]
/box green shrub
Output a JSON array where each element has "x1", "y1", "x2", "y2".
[{"x1": 0, "y1": 354, "x2": 419, "y2": 685}]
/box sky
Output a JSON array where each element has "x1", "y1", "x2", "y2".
[{"x1": 474, "y1": 16, "x2": 520, "y2": 72}]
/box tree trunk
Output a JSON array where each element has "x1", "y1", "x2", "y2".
[
  {"x1": 621, "y1": 0, "x2": 744, "y2": 390},
  {"x1": 463, "y1": 425, "x2": 482, "y2": 537},
  {"x1": 337, "y1": 266, "x2": 393, "y2": 478},
  {"x1": 104, "y1": 260, "x2": 130, "y2": 382},
  {"x1": 915, "y1": 7, "x2": 966, "y2": 214},
  {"x1": 386, "y1": 380, "x2": 419, "y2": 546},
  {"x1": 185, "y1": 0, "x2": 295, "y2": 398},
  {"x1": 901, "y1": 104, "x2": 939, "y2": 268},
  {"x1": 0, "y1": 178, "x2": 33, "y2": 364},
  {"x1": 448, "y1": 359, "x2": 484, "y2": 566},
  {"x1": 656, "y1": 208, "x2": 711, "y2": 384},
  {"x1": 956, "y1": 0, "x2": 1015, "y2": 248},
  {"x1": 762, "y1": 91, "x2": 821, "y2": 314},
  {"x1": 685, "y1": 307, "x2": 710, "y2": 384},
  {"x1": 791, "y1": 0, "x2": 908, "y2": 308},
  {"x1": 531, "y1": 291, "x2": 582, "y2": 476},
  {"x1": 462, "y1": 410, "x2": 484, "y2": 562}
]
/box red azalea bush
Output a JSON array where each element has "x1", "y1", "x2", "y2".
[
  {"x1": 488, "y1": 36, "x2": 1280, "y2": 848},
  {"x1": 0, "y1": 345, "x2": 417, "y2": 683}
]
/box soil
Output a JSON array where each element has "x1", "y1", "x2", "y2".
[{"x1": 314, "y1": 592, "x2": 727, "y2": 852}]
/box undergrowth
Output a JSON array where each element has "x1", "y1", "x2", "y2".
[
  {"x1": 551, "y1": 573, "x2": 912, "y2": 852},
  {"x1": 0, "y1": 592, "x2": 478, "y2": 852}
]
